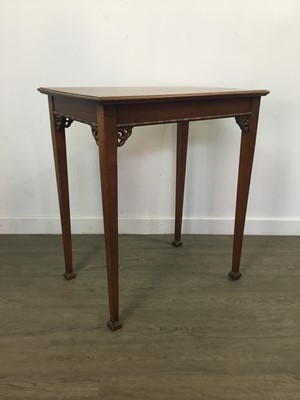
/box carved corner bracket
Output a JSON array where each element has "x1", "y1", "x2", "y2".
[
  {"x1": 90, "y1": 125, "x2": 133, "y2": 147},
  {"x1": 235, "y1": 116, "x2": 250, "y2": 134},
  {"x1": 90, "y1": 124, "x2": 99, "y2": 145},
  {"x1": 54, "y1": 113, "x2": 74, "y2": 132},
  {"x1": 117, "y1": 127, "x2": 133, "y2": 147},
  {"x1": 53, "y1": 112, "x2": 133, "y2": 147}
]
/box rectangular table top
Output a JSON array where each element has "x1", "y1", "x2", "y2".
[{"x1": 38, "y1": 86, "x2": 269, "y2": 103}]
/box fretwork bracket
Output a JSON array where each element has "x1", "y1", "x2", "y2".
[
  {"x1": 54, "y1": 113, "x2": 74, "y2": 132},
  {"x1": 53, "y1": 113, "x2": 133, "y2": 147},
  {"x1": 235, "y1": 116, "x2": 250, "y2": 134},
  {"x1": 91, "y1": 126, "x2": 133, "y2": 147}
]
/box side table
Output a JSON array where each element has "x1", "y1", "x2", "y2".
[{"x1": 38, "y1": 87, "x2": 269, "y2": 331}]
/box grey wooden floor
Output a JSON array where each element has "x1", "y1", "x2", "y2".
[{"x1": 0, "y1": 235, "x2": 299, "y2": 399}]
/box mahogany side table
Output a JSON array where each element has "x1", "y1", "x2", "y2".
[{"x1": 38, "y1": 87, "x2": 269, "y2": 331}]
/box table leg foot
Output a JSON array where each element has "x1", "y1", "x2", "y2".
[
  {"x1": 228, "y1": 271, "x2": 242, "y2": 281},
  {"x1": 63, "y1": 272, "x2": 77, "y2": 280},
  {"x1": 107, "y1": 320, "x2": 123, "y2": 331},
  {"x1": 172, "y1": 240, "x2": 183, "y2": 247}
]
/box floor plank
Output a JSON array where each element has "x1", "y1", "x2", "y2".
[{"x1": 0, "y1": 235, "x2": 299, "y2": 399}]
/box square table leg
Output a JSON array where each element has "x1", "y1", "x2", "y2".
[
  {"x1": 48, "y1": 97, "x2": 76, "y2": 280},
  {"x1": 97, "y1": 105, "x2": 122, "y2": 331},
  {"x1": 172, "y1": 121, "x2": 189, "y2": 248},
  {"x1": 229, "y1": 98, "x2": 261, "y2": 280}
]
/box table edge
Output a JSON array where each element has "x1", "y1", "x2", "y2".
[{"x1": 37, "y1": 87, "x2": 270, "y2": 103}]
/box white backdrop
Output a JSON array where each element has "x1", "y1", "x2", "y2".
[{"x1": 1, "y1": 0, "x2": 299, "y2": 235}]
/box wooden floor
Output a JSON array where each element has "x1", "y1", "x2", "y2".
[{"x1": 0, "y1": 235, "x2": 299, "y2": 399}]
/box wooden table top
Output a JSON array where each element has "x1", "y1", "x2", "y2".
[{"x1": 38, "y1": 86, "x2": 269, "y2": 103}]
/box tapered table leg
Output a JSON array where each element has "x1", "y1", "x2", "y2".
[
  {"x1": 229, "y1": 98, "x2": 261, "y2": 280},
  {"x1": 172, "y1": 121, "x2": 189, "y2": 248},
  {"x1": 48, "y1": 97, "x2": 75, "y2": 280},
  {"x1": 97, "y1": 105, "x2": 122, "y2": 331}
]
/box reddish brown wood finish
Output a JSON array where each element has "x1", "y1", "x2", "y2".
[
  {"x1": 172, "y1": 122, "x2": 189, "y2": 247},
  {"x1": 38, "y1": 86, "x2": 269, "y2": 102},
  {"x1": 48, "y1": 97, "x2": 75, "y2": 280},
  {"x1": 229, "y1": 98, "x2": 261, "y2": 280},
  {"x1": 97, "y1": 105, "x2": 122, "y2": 331},
  {"x1": 39, "y1": 87, "x2": 269, "y2": 331}
]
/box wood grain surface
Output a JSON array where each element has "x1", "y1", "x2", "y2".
[
  {"x1": 38, "y1": 87, "x2": 269, "y2": 102},
  {"x1": 0, "y1": 235, "x2": 299, "y2": 399}
]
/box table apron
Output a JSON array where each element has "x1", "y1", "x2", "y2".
[
  {"x1": 53, "y1": 96, "x2": 98, "y2": 124},
  {"x1": 116, "y1": 97, "x2": 253, "y2": 126},
  {"x1": 52, "y1": 95, "x2": 254, "y2": 128}
]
